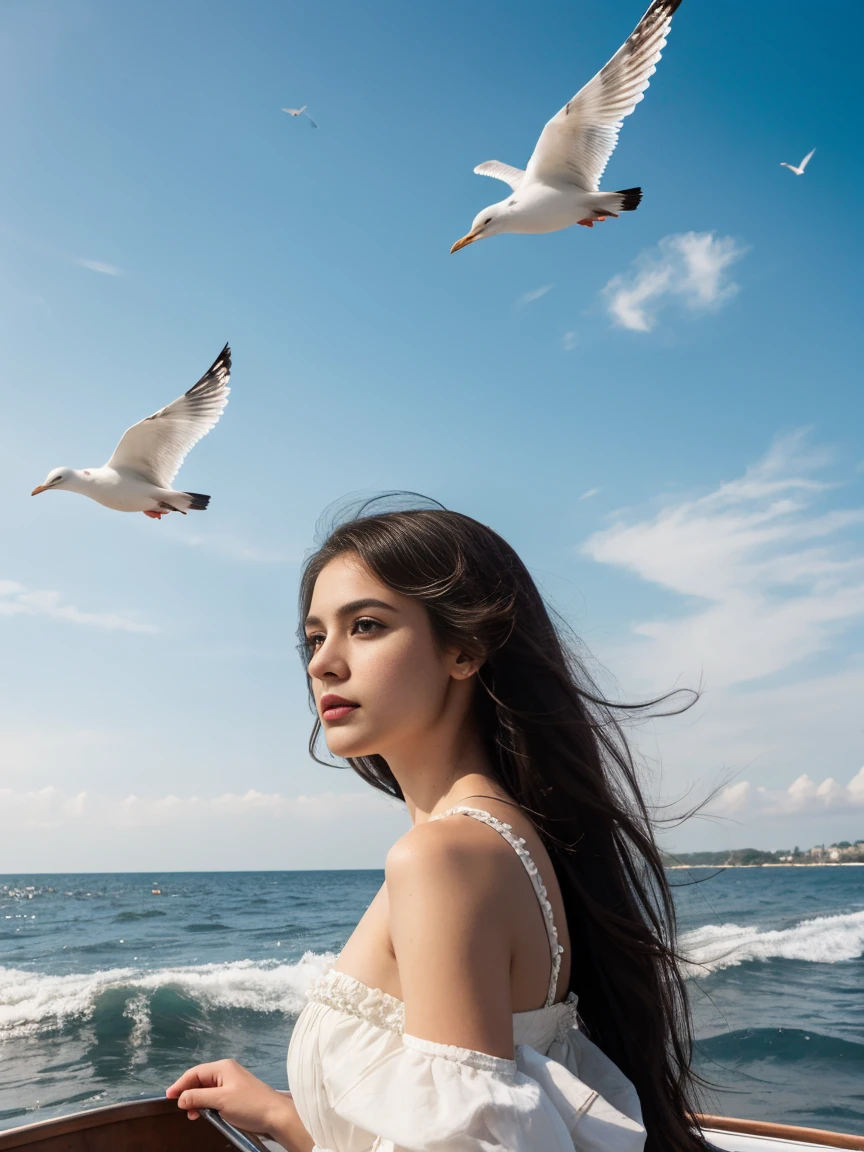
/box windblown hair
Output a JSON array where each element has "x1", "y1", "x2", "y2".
[{"x1": 298, "y1": 501, "x2": 708, "y2": 1152}]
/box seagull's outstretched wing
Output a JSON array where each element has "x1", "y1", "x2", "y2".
[
  {"x1": 106, "y1": 345, "x2": 231, "y2": 487},
  {"x1": 473, "y1": 161, "x2": 525, "y2": 190},
  {"x1": 525, "y1": 0, "x2": 683, "y2": 190},
  {"x1": 798, "y1": 147, "x2": 816, "y2": 172},
  {"x1": 283, "y1": 106, "x2": 318, "y2": 128}
]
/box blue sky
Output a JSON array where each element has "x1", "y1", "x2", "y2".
[{"x1": 1, "y1": 0, "x2": 862, "y2": 869}]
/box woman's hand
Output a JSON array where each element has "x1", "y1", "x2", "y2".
[{"x1": 166, "y1": 1060, "x2": 314, "y2": 1152}]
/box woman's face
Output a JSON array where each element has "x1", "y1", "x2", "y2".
[{"x1": 304, "y1": 553, "x2": 468, "y2": 760}]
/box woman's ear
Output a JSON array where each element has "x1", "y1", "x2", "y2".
[{"x1": 451, "y1": 651, "x2": 478, "y2": 680}]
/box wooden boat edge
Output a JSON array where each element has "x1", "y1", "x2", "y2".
[
  {"x1": 0, "y1": 1099, "x2": 862, "y2": 1150},
  {"x1": 697, "y1": 1114, "x2": 864, "y2": 1151},
  {"x1": 0, "y1": 1098, "x2": 177, "y2": 1148}
]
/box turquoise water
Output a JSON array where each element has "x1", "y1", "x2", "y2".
[{"x1": 1, "y1": 867, "x2": 862, "y2": 1133}]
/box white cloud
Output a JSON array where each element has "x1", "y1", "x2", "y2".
[
  {"x1": 579, "y1": 487, "x2": 600, "y2": 501},
  {"x1": 711, "y1": 765, "x2": 864, "y2": 818},
  {"x1": 644, "y1": 664, "x2": 864, "y2": 790},
  {"x1": 603, "y1": 231, "x2": 746, "y2": 332},
  {"x1": 582, "y1": 432, "x2": 864, "y2": 690},
  {"x1": 518, "y1": 284, "x2": 554, "y2": 305},
  {"x1": 0, "y1": 787, "x2": 409, "y2": 870},
  {"x1": 0, "y1": 580, "x2": 155, "y2": 633},
  {"x1": 0, "y1": 786, "x2": 400, "y2": 829},
  {"x1": 74, "y1": 258, "x2": 124, "y2": 276},
  {"x1": 562, "y1": 330, "x2": 578, "y2": 351}
]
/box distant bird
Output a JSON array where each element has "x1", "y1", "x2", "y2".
[
  {"x1": 282, "y1": 105, "x2": 318, "y2": 129},
  {"x1": 450, "y1": 0, "x2": 683, "y2": 253},
  {"x1": 780, "y1": 148, "x2": 815, "y2": 176},
  {"x1": 31, "y1": 345, "x2": 231, "y2": 520}
]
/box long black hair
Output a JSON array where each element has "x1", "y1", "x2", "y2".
[{"x1": 298, "y1": 499, "x2": 708, "y2": 1152}]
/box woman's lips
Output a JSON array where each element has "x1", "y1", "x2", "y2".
[
  {"x1": 320, "y1": 694, "x2": 360, "y2": 722},
  {"x1": 323, "y1": 704, "x2": 358, "y2": 720}
]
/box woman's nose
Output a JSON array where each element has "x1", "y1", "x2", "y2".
[{"x1": 307, "y1": 636, "x2": 348, "y2": 681}]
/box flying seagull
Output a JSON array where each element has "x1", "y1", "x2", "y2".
[
  {"x1": 31, "y1": 345, "x2": 231, "y2": 520},
  {"x1": 780, "y1": 148, "x2": 815, "y2": 176},
  {"x1": 450, "y1": 0, "x2": 683, "y2": 253},
  {"x1": 282, "y1": 105, "x2": 318, "y2": 129}
]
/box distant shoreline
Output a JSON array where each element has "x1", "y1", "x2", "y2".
[{"x1": 665, "y1": 861, "x2": 864, "y2": 869}]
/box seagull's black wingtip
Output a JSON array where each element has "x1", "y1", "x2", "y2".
[
  {"x1": 209, "y1": 342, "x2": 231, "y2": 376},
  {"x1": 615, "y1": 187, "x2": 643, "y2": 212},
  {"x1": 646, "y1": 0, "x2": 685, "y2": 18},
  {"x1": 186, "y1": 343, "x2": 232, "y2": 395}
]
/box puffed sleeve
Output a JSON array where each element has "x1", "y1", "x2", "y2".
[
  {"x1": 517, "y1": 1038, "x2": 646, "y2": 1152},
  {"x1": 318, "y1": 1032, "x2": 645, "y2": 1152}
]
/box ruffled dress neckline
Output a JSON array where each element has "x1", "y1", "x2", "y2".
[{"x1": 307, "y1": 966, "x2": 581, "y2": 1056}]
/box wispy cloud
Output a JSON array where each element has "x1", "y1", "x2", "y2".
[
  {"x1": 0, "y1": 787, "x2": 410, "y2": 869},
  {"x1": 173, "y1": 532, "x2": 292, "y2": 564},
  {"x1": 581, "y1": 432, "x2": 864, "y2": 690},
  {"x1": 711, "y1": 766, "x2": 864, "y2": 818},
  {"x1": 562, "y1": 330, "x2": 578, "y2": 351},
  {"x1": 603, "y1": 231, "x2": 746, "y2": 333},
  {"x1": 74, "y1": 258, "x2": 124, "y2": 276},
  {"x1": 648, "y1": 666, "x2": 864, "y2": 829},
  {"x1": 518, "y1": 284, "x2": 554, "y2": 306},
  {"x1": 579, "y1": 487, "x2": 600, "y2": 501},
  {"x1": 0, "y1": 786, "x2": 403, "y2": 829},
  {"x1": 0, "y1": 580, "x2": 156, "y2": 633}
]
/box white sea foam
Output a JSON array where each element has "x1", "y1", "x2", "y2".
[
  {"x1": 0, "y1": 951, "x2": 334, "y2": 1040},
  {"x1": 123, "y1": 993, "x2": 152, "y2": 1063},
  {"x1": 3, "y1": 910, "x2": 861, "y2": 1040},
  {"x1": 680, "y1": 909, "x2": 864, "y2": 976}
]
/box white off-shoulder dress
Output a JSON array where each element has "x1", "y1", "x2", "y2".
[{"x1": 287, "y1": 807, "x2": 646, "y2": 1152}]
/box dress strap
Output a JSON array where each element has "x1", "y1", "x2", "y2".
[{"x1": 429, "y1": 806, "x2": 563, "y2": 1007}]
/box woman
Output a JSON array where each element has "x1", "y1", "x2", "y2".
[{"x1": 167, "y1": 503, "x2": 707, "y2": 1152}]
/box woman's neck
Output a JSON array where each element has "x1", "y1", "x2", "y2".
[{"x1": 381, "y1": 717, "x2": 507, "y2": 825}]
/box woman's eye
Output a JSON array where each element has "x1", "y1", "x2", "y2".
[
  {"x1": 305, "y1": 633, "x2": 324, "y2": 650},
  {"x1": 351, "y1": 617, "x2": 382, "y2": 636}
]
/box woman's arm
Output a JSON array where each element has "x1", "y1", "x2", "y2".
[
  {"x1": 387, "y1": 818, "x2": 517, "y2": 1055},
  {"x1": 166, "y1": 1060, "x2": 314, "y2": 1152}
]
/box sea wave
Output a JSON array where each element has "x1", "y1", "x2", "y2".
[
  {"x1": 680, "y1": 909, "x2": 864, "y2": 975},
  {"x1": 0, "y1": 951, "x2": 334, "y2": 1040},
  {"x1": 696, "y1": 1026, "x2": 864, "y2": 1065},
  {"x1": 113, "y1": 910, "x2": 167, "y2": 922},
  {"x1": 3, "y1": 908, "x2": 862, "y2": 1040}
]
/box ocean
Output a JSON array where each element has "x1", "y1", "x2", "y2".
[{"x1": 1, "y1": 866, "x2": 862, "y2": 1135}]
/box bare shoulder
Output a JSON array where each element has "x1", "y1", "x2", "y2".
[
  {"x1": 386, "y1": 812, "x2": 517, "y2": 872},
  {"x1": 387, "y1": 815, "x2": 521, "y2": 1054},
  {"x1": 386, "y1": 814, "x2": 519, "y2": 906}
]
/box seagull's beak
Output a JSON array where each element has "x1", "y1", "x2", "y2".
[
  {"x1": 450, "y1": 229, "x2": 481, "y2": 254},
  {"x1": 31, "y1": 484, "x2": 49, "y2": 495}
]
